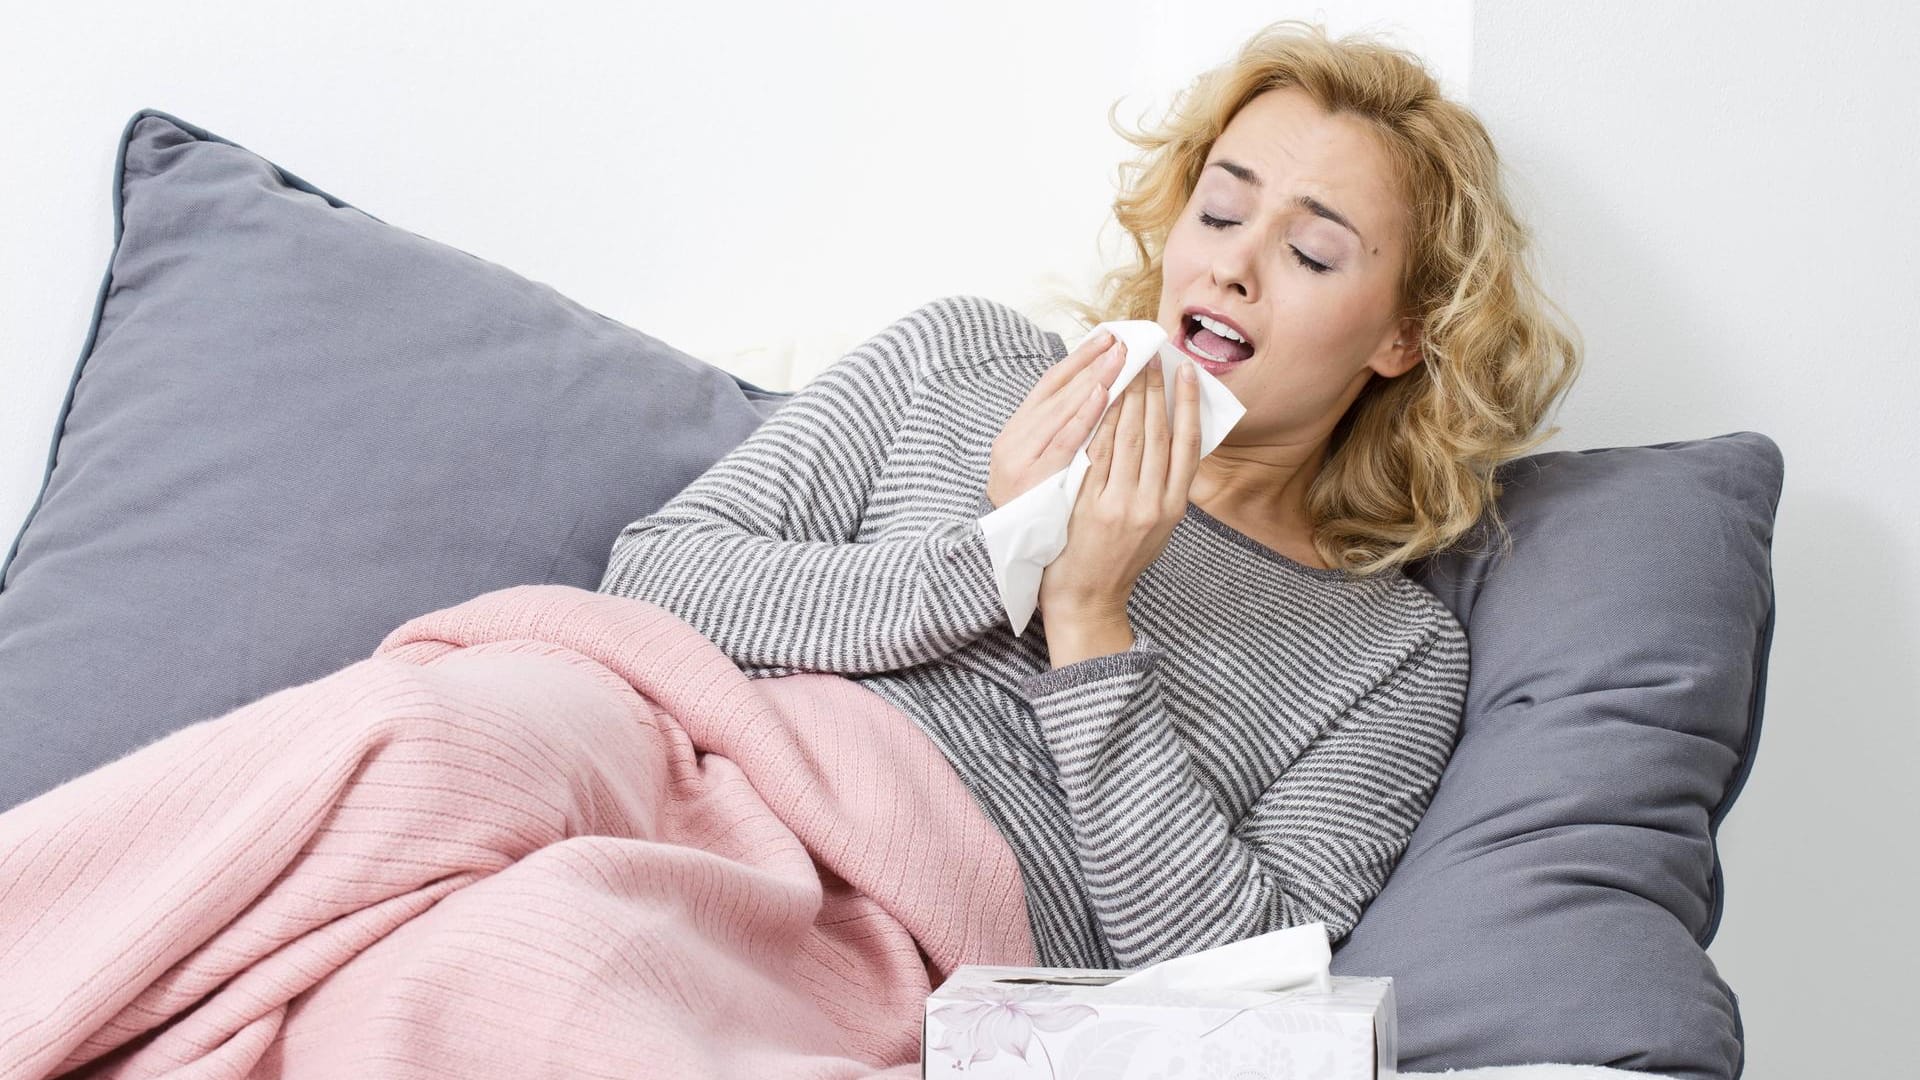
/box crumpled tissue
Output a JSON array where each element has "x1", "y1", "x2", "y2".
[{"x1": 977, "y1": 319, "x2": 1248, "y2": 636}]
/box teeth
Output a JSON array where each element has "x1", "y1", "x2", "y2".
[
  {"x1": 1188, "y1": 336, "x2": 1234, "y2": 363},
  {"x1": 1194, "y1": 313, "x2": 1247, "y2": 343}
]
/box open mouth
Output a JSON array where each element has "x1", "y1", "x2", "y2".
[{"x1": 1180, "y1": 313, "x2": 1255, "y2": 366}]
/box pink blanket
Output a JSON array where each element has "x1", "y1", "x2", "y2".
[{"x1": 0, "y1": 585, "x2": 1037, "y2": 1078}]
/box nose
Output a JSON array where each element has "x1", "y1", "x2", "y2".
[{"x1": 1211, "y1": 234, "x2": 1259, "y2": 302}]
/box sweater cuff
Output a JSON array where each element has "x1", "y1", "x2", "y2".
[
  {"x1": 935, "y1": 508, "x2": 1012, "y2": 633},
  {"x1": 1019, "y1": 625, "x2": 1166, "y2": 700}
]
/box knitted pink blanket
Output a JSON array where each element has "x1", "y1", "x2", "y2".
[{"x1": 0, "y1": 585, "x2": 1036, "y2": 1079}]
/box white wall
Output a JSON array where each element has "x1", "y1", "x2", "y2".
[
  {"x1": 1469, "y1": 3, "x2": 1920, "y2": 1077},
  {"x1": 0, "y1": 0, "x2": 1467, "y2": 538},
  {"x1": 9, "y1": 1, "x2": 1907, "y2": 1077}
]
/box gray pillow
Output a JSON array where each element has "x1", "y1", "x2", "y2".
[
  {"x1": 1338, "y1": 430, "x2": 1780, "y2": 1080},
  {"x1": 0, "y1": 109, "x2": 787, "y2": 811}
]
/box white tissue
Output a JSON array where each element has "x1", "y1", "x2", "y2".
[
  {"x1": 1106, "y1": 921, "x2": 1334, "y2": 994},
  {"x1": 977, "y1": 320, "x2": 1248, "y2": 636}
]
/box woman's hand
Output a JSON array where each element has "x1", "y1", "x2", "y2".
[
  {"x1": 986, "y1": 329, "x2": 1127, "y2": 510},
  {"x1": 1037, "y1": 353, "x2": 1202, "y2": 622}
]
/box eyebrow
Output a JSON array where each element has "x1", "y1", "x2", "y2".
[{"x1": 1206, "y1": 158, "x2": 1367, "y2": 245}]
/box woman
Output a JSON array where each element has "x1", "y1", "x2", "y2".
[
  {"x1": 0, "y1": 22, "x2": 1588, "y2": 1080},
  {"x1": 596, "y1": 20, "x2": 1583, "y2": 970}
]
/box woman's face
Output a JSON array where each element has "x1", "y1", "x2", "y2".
[{"x1": 1157, "y1": 86, "x2": 1422, "y2": 443}]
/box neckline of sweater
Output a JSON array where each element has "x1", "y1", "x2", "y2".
[{"x1": 1182, "y1": 502, "x2": 1373, "y2": 583}]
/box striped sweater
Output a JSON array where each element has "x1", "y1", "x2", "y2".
[{"x1": 596, "y1": 294, "x2": 1471, "y2": 970}]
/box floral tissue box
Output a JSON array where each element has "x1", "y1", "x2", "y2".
[{"x1": 921, "y1": 965, "x2": 1395, "y2": 1079}]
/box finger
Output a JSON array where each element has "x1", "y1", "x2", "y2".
[
  {"x1": 1169, "y1": 360, "x2": 1203, "y2": 503},
  {"x1": 1109, "y1": 367, "x2": 1145, "y2": 496},
  {"x1": 1085, "y1": 374, "x2": 1123, "y2": 493},
  {"x1": 992, "y1": 336, "x2": 1122, "y2": 512},
  {"x1": 1139, "y1": 356, "x2": 1168, "y2": 499},
  {"x1": 1008, "y1": 341, "x2": 1123, "y2": 470},
  {"x1": 1034, "y1": 340, "x2": 1124, "y2": 433},
  {"x1": 1057, "y1": 376, "x2": 1115, "y2": 455},
  {"x1": 1020, "y1": 328, "x2": 1114, "y2": 411}
]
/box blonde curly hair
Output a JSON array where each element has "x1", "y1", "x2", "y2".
[{"x1": 1047, "y1": 19, "x2": 1584, "y2": 576}]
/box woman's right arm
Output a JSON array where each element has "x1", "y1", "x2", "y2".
[{"x1": 596, "y1": 300, "x2": 1007, "y2": 679}]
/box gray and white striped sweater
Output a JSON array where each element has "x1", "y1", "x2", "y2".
[{"x1": 597, "y1": 294, "x2": 1470, "y2": 970}]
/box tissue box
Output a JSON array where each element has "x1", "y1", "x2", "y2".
[{"x1": 922, "y1": 964, "x2": 1395, "y2": 1078}]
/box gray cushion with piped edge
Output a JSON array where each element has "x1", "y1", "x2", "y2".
[{"x1": 1335, "y1": 430, "x2": 1780, "y2": 1080}]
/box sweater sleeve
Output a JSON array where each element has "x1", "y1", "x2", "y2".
[
  {"x1": 595, "y1": 305, "x2": 1008, "y2": 679},
  {"x1": 1016, "y1": 618, "x2": 1468, "y2": 967}
]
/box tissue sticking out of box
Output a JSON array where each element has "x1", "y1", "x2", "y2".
[
  {"x1": 992, "y1": 973, "x2": 1126, "y2": 986},
  {"x1": 1098, "y1": 921, "x2": 1334, "y2": 994}
]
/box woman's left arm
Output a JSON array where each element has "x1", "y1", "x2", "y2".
[{"x1": 1017, "y1": 618, "x2": 1468, "y2": 969}]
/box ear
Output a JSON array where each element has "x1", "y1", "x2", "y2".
[{"x1": 1371, "y1": 317, "x2": 1423, "y2": 379}]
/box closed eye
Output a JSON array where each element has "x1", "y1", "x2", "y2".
[{"x1": 1198, "y1": 212, "x2": 1332, "y2": 274}]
